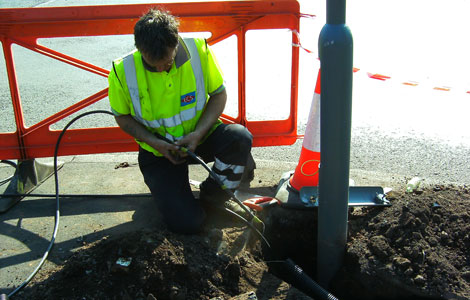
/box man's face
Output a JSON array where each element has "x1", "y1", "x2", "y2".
[{"x1": 142, "y1": 46, "x2": 177, "y2": 72}]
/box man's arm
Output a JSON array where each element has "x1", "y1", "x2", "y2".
[
  {"x1": 114, "y1": 114, "x2": 183, "y2": 164},
  {"x1": 175, "y1": 88, "x2": 227, "y2": 152}
]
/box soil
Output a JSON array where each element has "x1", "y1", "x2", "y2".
[
  {"x1": 17, "y1": 184, "x2": 470, "y2": 300},
  {"x1": 336, "y1": 184, "x2": 470, "y2": 300}
]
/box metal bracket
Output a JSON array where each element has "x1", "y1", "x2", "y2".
[
  {"x1": 300, "y1": 186, "x2": 391, "y2": 208},
  {"x1": 0, "y1": 159, "x2": 63, "y2": 213}
]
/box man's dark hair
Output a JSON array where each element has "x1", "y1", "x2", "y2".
[{"x1": 134, "y1": 8, "x2": 180, "y2": 61}]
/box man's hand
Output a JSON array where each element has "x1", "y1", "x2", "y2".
[
  {"x1": 114, "y1": 115, "x2": 185, "y2": 165},
  {"x1": 175, "y1": 131, "x2": 202, "y2": 154},
  {"x1": 174, "y1": 89, "x2": 227, "y2": 157},
  {"x1": 148, "y1": 138, "x2": 185, "y2": 165}
]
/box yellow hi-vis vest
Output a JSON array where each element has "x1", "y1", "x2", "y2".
[{"x1": 108, "y1": 37, "x2": 224, "y2": 156}]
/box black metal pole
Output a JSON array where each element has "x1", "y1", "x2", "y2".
[{"x1": 317, "y1": 0, "x2": 353, "y2": 288}]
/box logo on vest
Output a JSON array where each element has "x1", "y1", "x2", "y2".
[{"x1": 181, "y1": 91, "x2": 196, "y2": 107}]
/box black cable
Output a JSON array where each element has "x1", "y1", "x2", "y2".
[
  {"x1": 154, "y1": 133, "x2": 270, "y2": 245},
  {"x1": 7, "y1": 110, "x2": 113, "y2": 298},
  {"x1": 156, "y1": 134, "x2": 262, "y2": 223},
  {"x1": 6, "y1": 110, "x2": 272, "y2": 297},
  {"x1": 222, "y1": 207, "x2": 271, "y2": 248},
  {"x1": 4, "y1": 110, "x2": 336, "y2": 300},
  {"x1": 6, "y1": 110, "x2": 271, "y2": 298},
  {"x1": 283, "y1": 258, "x2": 339, "y2": 300}
]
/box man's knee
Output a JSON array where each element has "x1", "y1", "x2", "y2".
[{"x1": 226, "y1": 124, "x2": 253, "y2": 150}]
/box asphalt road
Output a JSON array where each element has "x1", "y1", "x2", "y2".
[{"x1": 1, "y1": 0, "x2": 469, "y2": 188}]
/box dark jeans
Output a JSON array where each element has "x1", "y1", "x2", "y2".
[{"x1": 138, "y1": 123, "x2": 253, "y2": 234}]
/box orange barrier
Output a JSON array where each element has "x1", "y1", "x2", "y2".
[
  {"x1": 0, "y1": 0, "x2": 300, "y2": 160},
  {"x1": 289, "y1": 69, "x2": 321, "y2": 190}
]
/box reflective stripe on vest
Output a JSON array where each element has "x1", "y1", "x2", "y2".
[{"x1": 122, "y1": 38, "x2": 206, "y2": 141}]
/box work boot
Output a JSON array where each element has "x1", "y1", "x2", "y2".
[
  {"x1": 199, "y1": 178, "x2": 231, "y2": 206},
  {"x1": 199, "y1": 179, "x2": 253, "y2": 219}
]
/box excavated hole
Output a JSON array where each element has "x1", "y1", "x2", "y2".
[{"x1": 258, "y1": 206, "x2": 447, "y2": 300}]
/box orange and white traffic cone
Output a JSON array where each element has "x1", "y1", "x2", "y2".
[{"x1": 289, "y1": 69, "x2": 321, "y2": 190}]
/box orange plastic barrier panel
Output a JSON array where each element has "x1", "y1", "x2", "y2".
[{"x1": 0, "y1": 1, "x2": 300, "y2": 160}]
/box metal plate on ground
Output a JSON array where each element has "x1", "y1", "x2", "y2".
[{"x1": 300, "y1": 186, "x2": 391, "y2": 208}]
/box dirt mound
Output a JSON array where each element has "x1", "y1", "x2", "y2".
[
  {"x1": 335, "y1": 185, "x2": 470, "y2": 300},
  {"x1": 18, "y1": 219, "x2": 309, "y2": 300},
  {"x1": 17, "y1": 185, "x2": 470, "y2": 300}
]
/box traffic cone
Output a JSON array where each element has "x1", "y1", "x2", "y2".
[{"x1": 289, "y1": 69, "x2": 321, "y2": 190}]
